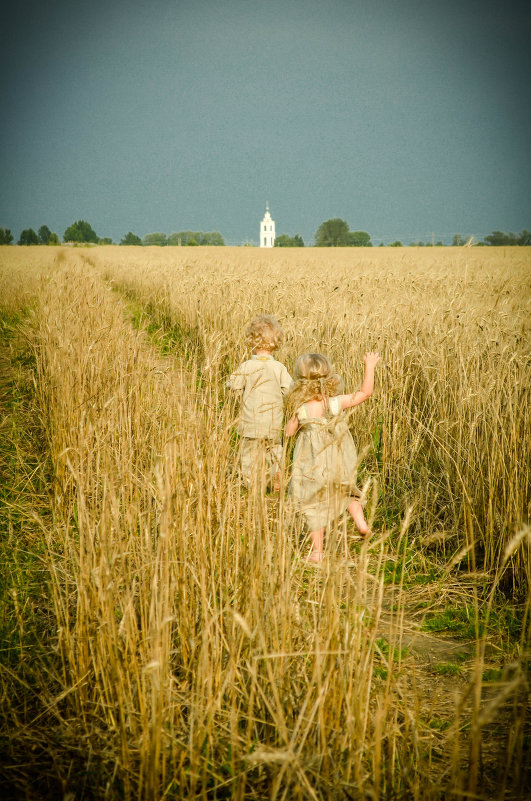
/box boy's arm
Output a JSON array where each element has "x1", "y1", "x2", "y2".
[
  {"x1": 340, "y1": 352, "x2": 380, "y2": 410},
  {"x1": 227, "y1": 363, "x2": 246, "y2": 391},
  {"x1": 284, "y1": 415, "x2": 299, "y2": 436},
  {"x1": 280, "y1": 365, "x2": 293, "y2": 395}
]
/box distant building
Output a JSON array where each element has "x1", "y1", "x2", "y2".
[{"x1": 260, "y1": 203, "x2": 275, "y2": 248}]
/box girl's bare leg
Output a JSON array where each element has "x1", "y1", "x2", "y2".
[
  {"x1": 308, "y1": 527, "x2": 325, "y2": 562},
  {"x1": 348, "y1": 499, "x2": 371, "y2": 536}
]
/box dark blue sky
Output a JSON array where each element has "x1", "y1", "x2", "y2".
[{"x1": 1, "y1": 0, "x2": 530, "y2": 245}]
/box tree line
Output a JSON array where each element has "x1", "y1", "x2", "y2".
[
  {"x1": 313, "y1": 219, "x2": 531, "y2": 247},
  {"x1": 1, "y1": 218, "x2": 529, "y2": 247},
  {"x1": 0, "y1": 220, "x2": 226, "y2": 247}
]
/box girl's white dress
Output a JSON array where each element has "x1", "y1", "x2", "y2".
[{"x1": 289, "y1": 396, "x2": 363, "y2": 530}]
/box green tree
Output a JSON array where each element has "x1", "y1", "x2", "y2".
[
  {"x1": 483, "y1": 229, "x2": 530, "y2": 246},
  {"x1": 275, "y1": 233, "x2": 305, "y2": 247},
  {"x1": 48, "y1": 232, "x2": 60, "y2": 245},
  {"x1": 348, "y1": 230, "x2": 372, "y2": 247},
  {"x1": 389, "y1": 241, "x2": 403, "y2": 247},
  {"x1": 98, "y1": 237, "x2": 113, "y2": 245},
  {"x1": 143, "y1": 232, "x2": 167, "y2": 246},
  {"x1": 167, "y1": 230, "x2": 225, "y2": 246},
  {"x1": 179, "y1": 231, "x2": 199, "y2": 245},
  {"x1": 167, "y1": 230, "x2": 196, "y2": 246},
  {"x1": 167, "y1": 232, "x2": 182, "y2": 246},
  {"x1": 120, "y1": 231, "x2": 142, "y2": 245},
  {"x1": 201, "y1": 231, "x2": 225, "y2": 245},
  {"x1": 64, "y1": 219, "x2": 98, "y2": 243},
  {"x1": 0, "y1": 227, "x2": 13, "y2": 245},
  {"x1": 18, "y1": 228, "x2": 39, "y2": 245},
  {"x1": 483, "y1": 230, "x2": 510, "y2": 246},
  {"x1": 38, "y1": 225, "x2": 52, "y2": 244},
  {"x1": 315, "y1": 218, "x2": 351, "y2": 246}
]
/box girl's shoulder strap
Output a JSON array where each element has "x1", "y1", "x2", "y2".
[
  {"x1": 328, "y1": 395, "x2": 342, "y2": 415},
  {"x1": 297, "y1": 403, "x2": 309, "y2": 421}
]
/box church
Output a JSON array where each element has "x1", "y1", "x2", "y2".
[{"x1": 259, "y1": 203, "x2": 275, "y2": 248}]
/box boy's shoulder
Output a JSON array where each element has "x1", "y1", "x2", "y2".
[
  {"x1": 231, "y1": 358, "x2": 255, "y2": 372},
  {"x1": 233, "y1": 356, "x2": 290, "y2": 377},
  {"x1": 267, "y1": 357, "x2": 291, "y2": 375},
  {"x1": 238, "y1": 355, "x2": 282, "y2": 368}
]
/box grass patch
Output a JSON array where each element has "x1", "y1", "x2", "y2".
[
  {"x1": 115, "y1": 285, "x2": 205, "y2": 363},
  {"x1": 426, "y1": 717, "x2": 452, "y2": 732},
  {"x1": 375, "y1": 636, "x2": 410, "y2": 661},
  {"x1": 432, "y1": 662, "x2": 462, "y2": 676},
  {"x1": 482, "y1": 668, "x2": 503, "y2": 682},
  {"x1": 421, "y1": 602, "x2": 523, "y2": 644},
  {"x1": 0, "y1": 305, "x2": 63, "y2": 797}
]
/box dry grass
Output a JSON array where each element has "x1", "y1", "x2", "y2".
[{"x1": 0, "y1": 245, "x2": 529, "y2": 800}]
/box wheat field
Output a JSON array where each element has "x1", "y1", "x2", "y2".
[{"x1": 0, "y1": 245, "x2": 529, "y2": 800}]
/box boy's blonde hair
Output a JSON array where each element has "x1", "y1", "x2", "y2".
[
  {"x1": 246, "y1": 315, "x2": 284, "y2": 352},
  {"x1": 287, "y1": 353, "x2": 342, "y2": 414}
]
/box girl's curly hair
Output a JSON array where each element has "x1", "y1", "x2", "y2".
[
  {"x1": 286, "y1": 353, "x2": 342, "y2": 415},
  {"x1": 246, "y1": 315, "x2": 284, "y2": 352}
]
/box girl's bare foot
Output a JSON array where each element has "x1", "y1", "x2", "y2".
[
  {"x1": 308, "y1": 528, "x2": 325, "y2": 563},
  {"x1": 348, "y1": 499, "x2": 370, "y2": 535}
]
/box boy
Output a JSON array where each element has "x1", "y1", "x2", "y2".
[{"x1": 228, "y1": 315, "x2": 292, "y2": 490}]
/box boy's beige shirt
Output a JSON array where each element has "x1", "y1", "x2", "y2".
[{"x1": 229, "y1": 356, "x2": 292, "y2": 438}]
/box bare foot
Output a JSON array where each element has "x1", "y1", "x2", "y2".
[
  {"x1": 307, "y1": 551, "x2": 323, "y2": 563},
  {"x1": 348, "y1": 499, "x2": 371, "y2": 535}
]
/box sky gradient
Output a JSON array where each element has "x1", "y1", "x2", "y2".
[{"x1": 1, "y1": 0, "x2": 530, "y2": 245}]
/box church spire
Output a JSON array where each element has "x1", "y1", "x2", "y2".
[{"x1": 260, "y1": 203, "x2": 275, "y2": 248}]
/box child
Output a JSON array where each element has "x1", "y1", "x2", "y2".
[
  {"x1": 285, "y1": 351, "x2": 380, "y2": 562},
  {"x1": 228, "y1": 315, "x2": 292, "y2": 490}
]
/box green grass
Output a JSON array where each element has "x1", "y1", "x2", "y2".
[
  {"x1": 115, "y1": 285, "x2": 204, "y2": 363},
  {"x1": 0, "y1": 309, "x2": 51, "y2": 661},
  {"x1": 371, "y1": 637, "x2": 410, "y2": 680},
  {"x1": 375, "y1": 636, "x2": 409, "y2": 661},
  {"x1": 421, "y1": 603, "x2": 523, "y2": 644},
  {"x1": 432, "y1": 662, "x2": 462, "y2": 676},
  {"x1": 0, "y1": 304, "x2": 65, "y2": 796},
  {"x1": 426, "y1": 716, "x2": 452, "y2": 732},
  {"x1": 482, "y1": 668, "x2": 503, "y2": 682},
  {"x1": 375, "y1": 529, "x2": 442, "y2": 588}
]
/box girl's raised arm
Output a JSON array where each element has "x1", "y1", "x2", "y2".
[{"x1": 340, "y1": 351, "x2": 380, "y2": 410}]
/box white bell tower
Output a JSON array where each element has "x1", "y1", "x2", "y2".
[{"x1": 260, "y1": 202, "x2": 275, "y2": 248}]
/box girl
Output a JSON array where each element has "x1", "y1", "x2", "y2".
[{"x1": 285, "y1": 351, "x2": 380, "y2": 562}]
